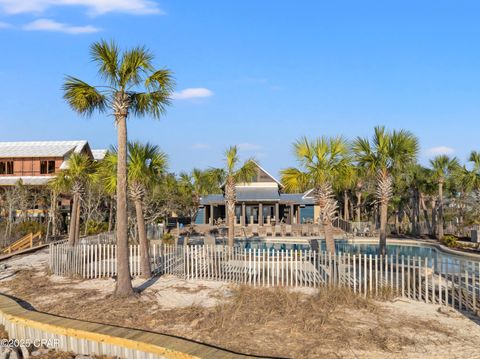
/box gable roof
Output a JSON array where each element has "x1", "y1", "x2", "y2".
[
  {"x1": 91, "y1": 149, "x2": 107, "y2": 161},
  {"x1": 0, "y1": 141, "x2": 89, "y2": 158},
  {"x1": 252, "y1": 161, "x2": 283, "y2": 187}
]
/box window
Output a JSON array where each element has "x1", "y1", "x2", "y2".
[
  {"x1": 40, "y1": 161, "x2": 55, "y2": 175},
  {"x1": 0, "y1": 161, "x2": 13, "y2": 175},
  {"x1": 40, "y1": 160, "x2": 55, "y2": 174}
]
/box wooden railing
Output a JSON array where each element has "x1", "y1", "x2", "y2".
[{"x1": 2, "y1": 231, "x2": 42, "y2": 254}]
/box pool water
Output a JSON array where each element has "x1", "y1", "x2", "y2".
[{"x1": 236, "y1": 238, "x2": 480, "y2": 276}]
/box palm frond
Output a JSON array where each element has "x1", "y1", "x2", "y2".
[
  {"x1": 119, "y1": 46, "x2": 153, "y2": 88},
  {"x1": 90, "y1": 39, "x2": 119, "y2": 85},
  {"x1": 62, "y1": 76, "x2": 107, "y2": 116},
  {"x1": 234, "y1": 159, "x2": 258, "y2": 184},
  {"x1": 129, "y1": 90, "x2": 171, "y2": 119},
  {"x1": 280, "y1": 167, "x2": 311, "y2": 193}
]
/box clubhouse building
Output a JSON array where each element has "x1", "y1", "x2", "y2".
[{"x1": 196, "y1": 162, "x2": 318, "y2": 226}]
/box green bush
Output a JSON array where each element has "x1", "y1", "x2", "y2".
[
  {"x1": 441, "y1": 235, "x2": 458, "y2": 248},
  {"x1": 162, "y1": 232, "x2": 175, "y2": 245},
  {"x1": 12, "y1": 221, "x2": 45, "y2": 237},
  {"x1": 84, "y1": 220, "x2": 109, "y2": 236}
]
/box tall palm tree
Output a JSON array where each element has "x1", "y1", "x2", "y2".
[
  {"x1": 63, "y1": 40, "x2": 174, "y2": 296},
  {"x1": 52, "y1": 153, "x2": 95, "y2": 246},
  {"x1": 98, "y1": 149, "x2": 118, "y2": 232},
  {"x1": 46, "y1": 171, "x2": 68, "y2": 239},
  {"x1": 128, "y1": 141, "x2": 167, "y2": 278},
  {"x1": 353, "y1": 126, "x2": 419, "y2": 255},
  {"x1": 335, "y1": 164, "x2": 355, "y2": 221},
  {"x1": 281, "y1": 136, "x2": 351, "y2": 253},
  {"x1": 99, "y1": 143, "x2": 167, "y2": 278},
  {"x1": 430, "y1": 155, "x2": 460, "y2": 240},
  {"x1": 179, "y1": 168, "x2": 224, "y2": 223},
  {"x1": 222, "y1": 146, "x2": 257, "y2": 247}
]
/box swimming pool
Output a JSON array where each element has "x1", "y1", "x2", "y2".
[{"x1": 235, "y1": 238, "x2": 480, "y2": 276}]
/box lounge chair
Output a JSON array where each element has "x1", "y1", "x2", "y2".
[
  {"x1": 313, "y1": 226, "x2": 320, "y2": 236},
  {"x1": 301, "y1": 225, "x2": 309, "y2": 236},
  {"x1": 274, "y1": 225, "x2": 282, "y2": 237},
  {"x1": 285, "y1": 225, "x2": 292, "y2": 236},
  {"x1": 251, "y1": 225, "x2": 259, "y2": 236},
  {"x1": 265, "y1": 225, "x2": 273, "y2": 236}
]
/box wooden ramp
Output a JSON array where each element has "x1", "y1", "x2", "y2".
[
  {"x1": 0, "y1": 293, "x2": 279, "y2": 359},
  {"x1": 2, "y1": 231, "x2": 42, "y2": 254}
]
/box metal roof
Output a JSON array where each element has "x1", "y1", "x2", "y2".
[
  {"x1": 0, "y1": 176, "x2": 52, "y2": 186},
  {"x1": 0, "y1": 141, "x2": 88, "y2": 158},
  {"x1": 237, "y1": 187, "x2": 280, "y2": 201},
  {"x1": 200, "y1": 194, "x2": 224, "y2": 205},
  {"x1": 91, "y1": 149, "x2": 107, "y2": 161},
  {"x1": 200, "y1": 188, "x2": 315, "y2": 205}
]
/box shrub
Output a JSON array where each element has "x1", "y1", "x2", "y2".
[
  {"x1": 83, "y1": 220, "x2": 109, "y2": 236},
  {"x1": 441, "y1": 235, "x2": 458, "y2": 248},
  {"x1": 12, "y1": 221, "x2": 46, "y2": 237},
  {"x1": 162, "y1": 232, "x2": 175, "y2": 245}
]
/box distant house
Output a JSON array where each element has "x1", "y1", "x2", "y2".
[
  {"x1": 196, "y1": 162, "x2": 318, "y2": 226},
  {"x1": 0, "y1": 140, "x2": 105, "y2": 187}
]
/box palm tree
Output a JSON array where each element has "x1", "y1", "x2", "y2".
[
  {"x1": 430, "y1": 155, "x2": 460, "y2": 240},
  {"x1": 281, "y1": 136, "x2": 351, "y2": 253},
  {"x1": 63, "y1": 40, "x2": 174, "y2": 296},
  {"x1": 222, "y1": 146, "x2": 257, "y2": 247},
  {"x1": 46, "y1": 171, "x2": 68, "y2": 239},
  {"x1": 353, "y1": 126, "x2": 419, "y2": 255},
  {"x1": 335, "y1": 164, "x2": 355, "y2": 221},
  {"x1": 179, "y1": 168, "x2": 224, "y2": 223},
  {"x1": 52, "y1": 153, "x2": 95, "y2": 246},
  {"x1": 98, "y1": 149, "x2": 118, "y2": 232},
  {"x1": 128, "y1": 141, "x2": 167, "y2": 278}
]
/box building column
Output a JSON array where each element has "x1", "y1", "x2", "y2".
[
  {"x1": 241, "y1": 203, "x2": 246, "y2": 226},
  {"x1": 275, "y1": 203, "x2": 279, "y2": 224},
  {"x1": 259, "y1": 203, "x2": 263, "y2": 226},
  {"x1": 210, "y1": 204, "x2": 214, "y2": 225},
  {"x1": 289, "y1": 204, "x2": 294, "y2": 224}
]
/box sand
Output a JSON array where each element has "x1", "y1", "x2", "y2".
[{"x1": 0, "y1": 250, "x2": 479, "y2": 358}]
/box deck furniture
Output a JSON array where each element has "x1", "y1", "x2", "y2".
[
  {"x1": 251, "y1": 225, "x2": 259, "y2": 236},
  {"x1": 265, "y1": 225, "x2": 273, "y2": 236},
  {"x1": 274, "y1": 225, "x2": 282, "y2": 237},
  {"x1": 285, "y1": 225, "x2": 292, "y2": 236}
]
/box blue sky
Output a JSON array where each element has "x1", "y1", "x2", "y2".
[{"x1": 1, "y1": 1, "x2": 480, "y2": 177}]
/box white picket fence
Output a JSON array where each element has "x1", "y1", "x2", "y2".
[
  {"x1": 49, "y1": 242, "x2": 184, "y2": 278},
  {"x1": 49, "y1": 242, "x2": 480, "y2": 317}
]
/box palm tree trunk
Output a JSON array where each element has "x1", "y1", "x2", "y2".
[
  {"x1": 108, "y1": 196, "x2": 114, "y2": 232},
  {"x1": 68, "y1": 195, "x2": 78, "y2": 246},
  {"x1": 135, "y1": 199, "x2": 151, "y2": 278},
  {"x1": 225, "y1": 177, "x2": 236, "y2": 247},
  {"x1": 115, "y1": 114, "x2": 134, "y2": 296},
  {"x1": 227, "y1": 201, "x2": 235, "y2": 247},
  {"x1": 379, "y1": 201, "x2": 388, "y2": 255},
  {"x1": 324, "y1": 219, "x2": 335, "y2": 253},
  {"x1": 431, "y1": 200, "x2": 437, "y2": 237},
  {"x1": 437, "y1": 181, "x2": 444, "y2": 240},
  {"x1": 74, "y1": 199, "x2": 81, "y2": 243},
  {"x1": 343, "y1": 190, "x2": 349, "y2": 221},
  {"x1": 356, "y1": 191, "x2": 361, "y2": 222}
]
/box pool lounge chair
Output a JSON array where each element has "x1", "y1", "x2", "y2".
[
  {"x1": 301, "y1": 225, "x2": 309, "y2": 236},
  {"x1": 274, "y1": 225, "x2": 282, "y2": 237},
  {"x1": 285, "y1": 225, "x2": 292, "y2": 236},
  {"x1": 265, "y1": 225, "x2": 273, "y2": 236}
]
